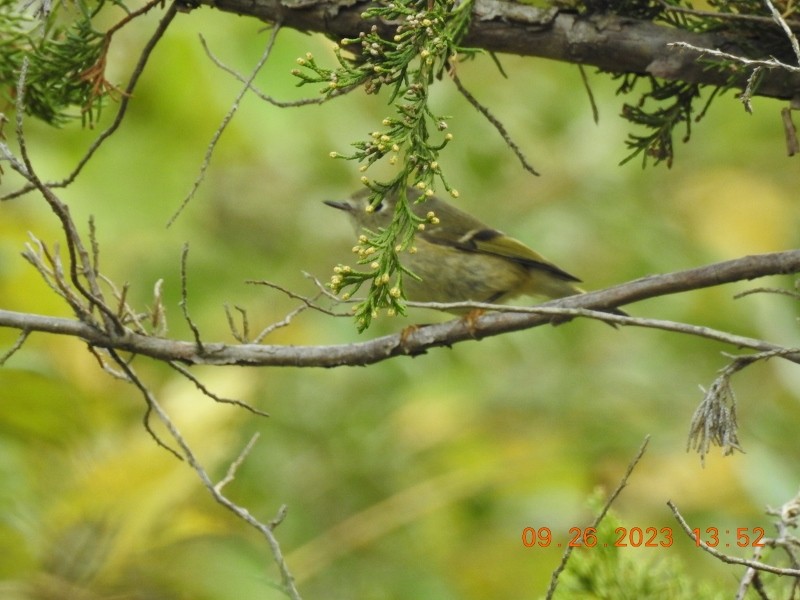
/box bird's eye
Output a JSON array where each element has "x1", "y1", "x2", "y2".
[{"x1": 372, "y1": 202, "x2": 385, "y2": 212}]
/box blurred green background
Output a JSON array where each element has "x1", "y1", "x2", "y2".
[{"x1": 1, "y1": 5, "x2": 799, "y2": 598}]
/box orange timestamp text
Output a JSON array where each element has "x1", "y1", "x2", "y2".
[
  {"x1": 522, "y1": 526, "x2": 674, "y2": 548},
  {"x1": 521, "y1": 526, "x2": 767, "y2": 549}
]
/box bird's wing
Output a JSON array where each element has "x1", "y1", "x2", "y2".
[{"x1": 420, "y1": 225, "x2": 582, "y2": 283}]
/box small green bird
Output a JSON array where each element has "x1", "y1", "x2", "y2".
[{"x1": 325, "y1": 187, "x2": 605, "y2": 310}]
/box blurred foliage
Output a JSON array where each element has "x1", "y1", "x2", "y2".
[{"x1": 0, "y1": 2, "x2": 799, "y2": 600}]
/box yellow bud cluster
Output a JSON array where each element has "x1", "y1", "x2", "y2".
[{"x1": 356, "y1": 246, "x2": 377, "y2": 259}]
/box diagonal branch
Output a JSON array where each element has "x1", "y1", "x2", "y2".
[
  {"x1": 12, "y1": 59, "x2": 124, "y2": 335},
  {"x1": 0, "y1": 250, "x2": 798, "y2": 368},
  {"x1": 106, "y1": 348, "x2": 302, "y2": 599},
  {"x1": 194, "y1": 0, "x2": 800, "y2": 100}
]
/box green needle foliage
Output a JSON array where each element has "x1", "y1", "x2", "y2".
[
  {"x1": 603, "y1": 0, "x2": 800, "y2": 167},
  {"x1": 556, "y1": 495, "x2": 722, "y2": 600},
  {"x1": 617, "y1": 76, "x2": 705, "y2": 168},
  {"x1": 293, "y1": 0, "x2": 477, "y2": 330},
  {"x1": 0, "y1": 0, "x2": 125, "y2": 126}
]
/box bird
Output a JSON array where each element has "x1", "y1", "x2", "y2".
[{"x1": 324, "y1": 187, "x2": 625, "y2": 320}]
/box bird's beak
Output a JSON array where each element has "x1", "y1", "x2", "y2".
[{"x1": 323, "y1": 199, "x2": 352, "y2": 212}]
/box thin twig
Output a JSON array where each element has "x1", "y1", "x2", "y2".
[
  {"x1": 107, "y1": 348, "x2": 302, "y2": 598},
  {"x1": 736, "y1": 543, "x2": 768, "y2": 600},
  {"x1": 150, "y1": 278, "x2": 167, "y2": 335},
  {"x1": 215, "y1": 432, "x2": 261, "y2": 492},
  {"x1": 86, "y1": 345, "x2": 130, "y2": 380},
  {"x1": 545, "y1": 436, "x2": 650, "y2": 599},
  {"x1": 669, "y1": 500, "x2": 800, "y2": 577},
  {"x1": 303, "y1": 271, "x2": 354, "y2": 305},
  {"x1": 179, "y1": 244, "x2": 204, "y2": 352},
  {"x1": 669, "y1": 41, "x2": 800, "y2": 73},
  {"x1": 168, "y1": 361, "x2": 270, "y2": 417},
  {"x1": 108, "y1": 348, "x2": 183, "y2": 459},
  {"x1": 224, "y1": 304, "x2": 250, "y2": 343},
  {"x1": 734, "y1": 285, "x2": 800, "y2": 300},
  {"x1": 0, "y1": 330, "x2": 30, "y2": 365},
  {"x1": 450, "y1": 71, "x2": 539, "y2": 176},
  {"x1": 246, "y1": 277, "x2": 344, "y2": 341},
  {"x1": 89, "y1": 216, "x2": 100, "y2": 275},
  {"x1": 252, "y1": 302, "x2": 313, "y2": 344},
  {"x1": 200, "y1": 34, "x2": 327, "y2": 108},
  {"x1": 247, "y1": 277, "x2": 350, "y2": 317},
  {"x1": 764, "y1": 0, "x2": 800, "y2": 65},
  {"x1": 167, "y1": 23, "x2": 283, "y2": 227},
  {"x1": 741, "y1": 66, "x2": 763, "y2": 113},
  {"x1": 21, "y1": 236, "x2": 85, "y2": 314},
  {"x1": 781, "y1": 106, "x2": 799, "y2": 156},
  {"x1": 578, "y1": 64, "x2": 599, "y2": 124}
]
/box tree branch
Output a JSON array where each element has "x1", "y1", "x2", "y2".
[
  {"x1": 194, "y1": 0, "x2": 800, "y2": 100},
  {"x1": 1, "y1": 250, "x2": 798, "y2": 368},
  {"x1": 669, "y1": 499, "x2": 800, "y2": 578}
]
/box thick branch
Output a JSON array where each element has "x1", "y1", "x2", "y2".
[
  {"x1": 196, "y1": 0, "x2": 800, "y2": 100},
  {"x1": 1, "y1": 250, "x2": 798, "y2": 368}
]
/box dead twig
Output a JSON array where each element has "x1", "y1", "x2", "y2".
[{"x1": 545, "y1": 436, "x2": 650, "y2": 599}]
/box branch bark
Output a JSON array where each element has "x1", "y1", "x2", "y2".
[
  {"x1": 195, "y1": 0, "x2": 800, "y2": 100},
  {"x1": 2, "y1": 250, "x2": 798, "y2": 368}
]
